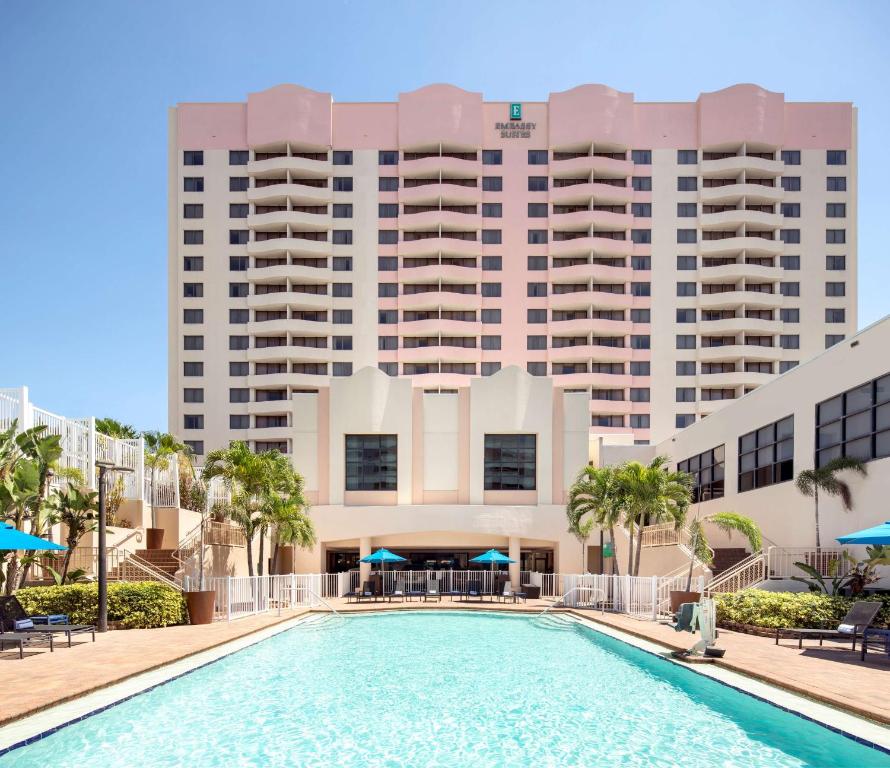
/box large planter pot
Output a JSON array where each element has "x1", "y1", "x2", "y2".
[
  {"x1": 669, "y1": 590, "x2": 701, "y2": 614},
  {"x1": 185, "y1": 590, "x2": 216, "y2": 625},
  {"x1": 146, "y1": 527, "x2": 165, "y2": 550}
]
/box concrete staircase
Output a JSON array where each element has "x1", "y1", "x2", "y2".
[
  {"x1": 711, "y1": 548, "x2": 749, "y2": 576},
  {"x1": 108, "y1": 548, "x2": 180, "y2": 584}
]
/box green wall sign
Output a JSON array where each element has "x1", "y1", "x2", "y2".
[{"x1": 509, "y1": 103, "x2": 522, "y2": 120}]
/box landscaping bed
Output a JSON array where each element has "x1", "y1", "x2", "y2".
[
  {"x1": 16, "y1": 581, "x2": 187, "y2": 629},
  {"x1": 714, "y1": 589, "x2": 890, "y2": 631}
]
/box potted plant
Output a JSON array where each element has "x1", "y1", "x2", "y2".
[
  {"x1": 183, "y1": 479, "x2": 215, "y2": 624},
  {"x1": 143, "y1": 432, "x2": 187, "y2": 550},
  {"x1": 672, "y1": 509, "x2": 762, "y2": 612}
]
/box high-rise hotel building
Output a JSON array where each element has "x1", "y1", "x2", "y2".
[{"x1": 168, "y1": 84, "x2": 856, "y2": 458}]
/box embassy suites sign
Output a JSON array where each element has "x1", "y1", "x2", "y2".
[{"x1": 496, "y1": 102, "x2": 536, "y2": 138}]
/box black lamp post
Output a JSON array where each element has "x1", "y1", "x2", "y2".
[{"x1": 95, "y1": 460, "x2": 133, "y2": 633}]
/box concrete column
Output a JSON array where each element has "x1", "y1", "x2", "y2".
[
  {"x1": 359, "y1": 536, "x2": 372, "y2": 583},
  {"x1": 508, "y1": 536, "x2": 521, "y2": 586}
]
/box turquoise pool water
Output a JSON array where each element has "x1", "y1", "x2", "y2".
[{"x1": 2, "y1": 611, "x2": 888, "y2": 767}]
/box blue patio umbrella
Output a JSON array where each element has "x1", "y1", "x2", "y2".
[
  {"x1": 837, "y1": 521, "x2": 890, "y2": 546},
  {"x1": 360, "y1": 548, "x2": 406, "y2": 596},
  {"x1": 0, "y1": 523, "x2": 67, "y2": 551},
  {"x1": 470, "y1": 548, "x2": 515, "y2": 597}
]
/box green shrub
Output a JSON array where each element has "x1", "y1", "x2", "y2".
[
  {"x1": 16, "y1": 582, "x2": 187, "y2": 629},
  {"x1": 715, "y1": 589, "x2": 890, "y2": 629}
]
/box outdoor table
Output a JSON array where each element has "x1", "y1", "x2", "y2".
[{"x1": 860, "y1": 628, "x2": 890, "y2": 661}]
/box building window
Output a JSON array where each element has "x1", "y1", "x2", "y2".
[
  {"x1": 780, "y1": 282, "x2": 800, "y2": 297},
  {"x1": 481, "y1": 203, "x2": 503, "y2": 218},
  {"x1": 345, "y1": 435, "x2": 397, "y2": 491},
  {"x1": 482, "y1": 256, "x2": 503, "y2": 271},
  {"x1": 183, "y1": 388, "x2": 203, "y2": 403},
  {"x1": 528, "y1": 150, "x2": 548, "y2": 165},
  {"x1": 228, "y1": 150, "x2": 248, "y2": 165},
  {"x1": 676, "y1": 282, "x2": 696, "y2": 297},
  {"x1": 827, "y1": 176, "x2": 847, "y2": 192},
  {"x1": 826, "y1": 308, "x2": 846, "y2": 323},
  {"x1": 527, "y1": 282, "x2": 546, "y2": 298},
  {"x1": 677, "y1": 149, "x2": 698, "y2": 164},
  {"x1": 482, "y1": 150, "x2": 502, "y2": 165},
  {"x1": 780, "y1": 334, "x2": 800, "y2": 349},
  {"x1": 676, "y1": 335, "x2": 696, "y2": 349},
  {"x1": 632, "y1": 176, "x2": 652, "y2": 191},
  {"x1": 630, "y1": 415, "x2": 651, "y2": 429},
  {"x1": 780, "y1": 229, "x2": 800, "y2": 244},
  {"x1": 678, "y1": 445, "x2": 725, "y2": 502},
  {"x1": 677, "y1": 203, "x2": 697, "y2": 217},
  {"x1": 826, "y1": 229, "x2": 846, "y2": 244},
  {"x1": 332, "y1": 151, "x2": 353, "y2": 165},
  {"x1": 184, "y1": 440, "x2": 204, "y2": 455},
  {"x1": 332, "y1": 282, "x2": 352, "y2": 298},
  {"x1": 183, "y1": 150, "x2": 203, "y2": 166},
  {"x1": 229, "y1": 256, "x2": 248, "y2": 271},
  {"x1": 781, "y1": 177, "x2": 801, "y2": 192},
  {"x1": 630, "y1": 282, "x2": 650, "y2": 297},
  {"x1": 183, "y1": 335, "x2": 203, "y2": 350},
  {"x1": 630, "y1": 335, "x2": 650, "y2": 350},
  {"x1": 527, "y1": 362, "x2": 547, "y2": 376},
  {"x1": 779, "y1": 361, "x2": 799, "y2": 374},
  {"x1": 816, "y1": 372, "x2": 890, "y2": 467},
  {"x1": 781, "y1": 150, "x2": 801, "y2": 165},
  {"x1": 229, "y1": 336, "x2": 248, "y2": 351},
  {"x1": 333, "y1": 309, "x2": 353, "y2": 324},
  {"x1": 183, "y1": 362, "x2": 203, "y2": 377},
  {"x1": 378, "y1": 150, "x2": 398, "y2": 165},
  {"x1": 481, "y1": 335, "x2": 501, "y2": 350},
  {"x1": 781, "y1": 203, "x2": 800, "y2": 218},
  {"x1": 780, "y1": 308, "x2": 800, "y2": 323},
  {"x1": 375, "y1": 203, "x2": 396, "y2": 218},
  {"x1": 630, "y1": 361, "x2": 649, "y2": 375},
  {"x1": 526, "y1": 255, "x2": 546, "y2": 271},
  {"x1": 483, "y1": 176, "x2": 503, "y2": 191},
  {"x1": 481, "y1": 362, "x2": 501, "y2": 376},
  {"x1": 527, "y1": 203, "x2": 547, "y2": 218},
  {"x1": 826, "y1": 203, "x2": 846, "y2": 218},
  {"x1": 183, "y1": 230, "x2": 203, "y2": 245},
  {"x1": 630, "y1": 309, "x2": 650, "y2": 324},
  {"x1": 333, "y1": 256, "x2": 353, "y2": 271},
  {"x1": 183, "y1": 282, "x2": 203, "y2": 298},
  {"x1": 826, "y1": 281, "x2": 846, "y2": 297},
  {"x1": 739, "y1": 416, "x2": 794, "y2": 492},
  {"x1": 228, "y1": 387, "x2": 249, "y2": 403},
  {"x1": 676, "y1": 309, "x2": 696, "y2": 323},
  {"x1": 527, "y1": 230, "x2": 547, "y2": 244},
  {"x1": 677, "y1": 229, "x2": 697, "y2": 244},
  {"x1": 826, "y1": 255, "x2": 846, "y2": 270},
  {"x1": 333, "y1": 203, "x2": 353, "y2": 218},
  {"x1": 780, "y1": 255, "x2": 800, "y2": 270},
  {"x1": 183, "y1": 256, "x2": 203, "y2": 272},
  {"x1": 333, "y1": 176, "x2": 353, "y2": 192},
  {"x1": 675, "y1": 414, "x2": 695, "y2": 429},
  {"x1": 630, "y1": 388, "x2": 650, "y2": 402},
  {"x1": 527, "y1": 335, "x2": 547, "y2": 350},
  {"x1": 676, "y1": 387, "x2": 696, "y2": 403},
  {"x1": 229, "y1": 362, "x2": 248, "y2": 376},
  {"x1": 229, "y1": 282, "x2": 248, "y2": 298},
  {"x1": 484, "y1": 434, "x2": 536, "y2": 490},
  {"x1": 482, "y1": 282, "x2": 502, "y2": 297},
  {"x1": 378, "y1": 335, "x2": 397, "y2": 351},
  {"x1": 631, "y1": 203, "x2": 652, "y2": 217},
  {"x1": 229, "y1": 415, "x2": 249, "y2": 429},
  {"x1": 826, "y1": 150, "x2": 847, "y2": 165},
  {"x1": 332, "y1": 230, "x2": 353, "y2": 244},
  {"x1": 230, "y1": 176, "x2": 249, "y2": 192},
  {"x1": 482, "y1": 309, "x2": 502, "y2": 324},
  {"x1": 229, "y1": 230, "x2": 248, "y2": 245},
  {"x1": 631, "y1": 150, "x2": 651, "y2": 165},
  {"x1": 333, "y1": 362, "x2": 353, "y2": 376},
  {"x1": 676, "y1": 255, "x2": 697, "y2": 270},
  {"x1": 630, "y1": 256, "x2": 650, "y2": 271},
  {"x1": 527, "y1": 309, "x2": 547, "y2": 324},
  {"x1": 631, "y1": 229, "x2": 651, "y2": 244},
  {"x1": 677, "y1": 177, "x2": 697, "y2": 192},
  {"x1": 378, "y1": 310, "x2": 397, "y2": 324},
  {"x1": 183, "y1": 177, "x2": 204, "y2": 192},
  {"x1": 378, "y1": 362, "x2": 398, "y2": 377},
  {"x1": 528, "y1": 176, "x2": 547, "y2": 192},
  {"x1": 676, "y1": 361, "x2": 695, "y2": 376},
  {"x1": 825, "y1": 334, "x2": 845, "y2": 348},
  {"x1": 378, "y1": 283, "x2": 397, "y2": 298},
  {"x1": 482, "y1": 230, "x2": 503, "y2": 244},
  {"x1": 378, "y1": 256, "x2": 397, "y2": 271},
  {"x1": 378, "y1": 177, "x2": 398, "y2": 192},
  {"x1": 183, "y1": 309, "x2": 203, "y2": 324}
]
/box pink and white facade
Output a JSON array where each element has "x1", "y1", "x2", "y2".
[{"x1": 168, "y1": 83, "x2": 856, "y2": 456}]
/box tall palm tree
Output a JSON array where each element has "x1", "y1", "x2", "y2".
[
  {"x1": 684, "y1": 509, "x2": 762, "y2": 591},
  {"x1": 566, "y1": 464, "x2": 624, "y2": 575},
  {"x1": 143, "y1": 431, "x2": 188, "y2": 527},
  {"x1": 617, "y1": 456, "x2": 692, "y2": 576},
  {"x1": 795, "y1": 456, "x2": 867, "y2": 550}
]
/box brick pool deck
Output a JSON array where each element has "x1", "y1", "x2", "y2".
[{"x1": 1, "y1": 598, "x2": 889, "y2": 728}]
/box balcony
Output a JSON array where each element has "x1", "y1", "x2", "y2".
[
  {"x1": 247, "y1": 236, "x2": 331, "y2": 258},
  {"x1": 698, "y1": 235, "x2": 783, "y2": 258},
  {"x1": 697, "y1": 344, "x2": 782, "y2": 362},
  {"x1": 398, "y1": 209, "x2": 482, "y2": 232},
  {"x1": 700, "y1": 208, "x2": 781, "y2": 230},
  {"x1": 700, "y1": 155, "x2": 784, "y2": 177},
  {"x1": 549, "y1": 290, "x2": 633, "y2": 311},
  {"x1": 398, "y1": 289, "x2": 480, "y2": 312},
  {"x1": 399, "y1": 263, "x2": 482, "y2": 284},
  {"x1": 247, "y1": 398, "x2": 292, "y2": 415},
  {"x1": 699, "y1": 262, "x2": 783, "y2": 283},
  {"x1": 246, "y1": 264, "x2": 331, "y2": 284},
  {"x1": 698, "y1": 289, "x2": 783, "y2": 310},
  {"x1": 550, "y1": 154, "x2": 633, "y2": 177},
  {"x1": 248, "y1": 156, "x2": 332, "y2": 177},
  {"x1": 399, "y1": 344, "x2": 479, "y2": 364},
  {"x1": 549, "y1": 181, "x2": 635, "y2": 205},
  {"x1": 700, "y1": 182, "x2": 784, "y2": 205},
  {"x1": 396, "y1": 318, "x2": 482, "y2": 337},
  {"x1": 549, "y1": 261, "x2": 634, "y2": 283},
  {"x1": 399, "y1": 155, "x2": 481, "y2": 178},
  {"x1": 399, "y1": 181, "x2": 480, "y2": 205},
  {"x1": 549, "y1": 234, "x2": 633, "y2": 258},
  {"x1": 696, "y1": 370, "x2": 774, "y2": 388},
  {"x1": 247, "y1": 183, "x2": 331, "y2": 205},
  {"x1": 248, "y1": 210, "x2": 331, "y2": 231},
  {"x1": 698, "y1": 316, "x2": 781, "y2": 335},
  {"x1": 398, "y1": 236, "x2": 481, "y2": 258},
  {"x1": 549, "y1": 209, "x2": 634, "y2": 229}
]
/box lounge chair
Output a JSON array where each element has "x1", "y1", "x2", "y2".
[
  {"x1": 355, "y1": 582, "x2": 376, "y2": 603},
  {"x1": 407, "y1": 579, "x2": 425, "y2": 601},
  {"x1": 0, "y1": 596, "x2": 95, "y2": 647},
  {"x1": 500, "y1": 581, "x2": 526, "y2": 603},
  {"x1": 775, "y1": 601, "x2": 882, "y2": 650},
  {"x1": 386, "y1": 579, "x2": 406, "y2": 603},
  {"x1": 860, "y1": 628, "x2": 890, "y2": 661},
  {"x1": 0, "y1": 631, "x2": 54, "y2": 659},
  {"x1": 463, "y1": 582, "x2": 484, "y2": 602},
  {"x1": 423, "y1": 579, "x2": 441, "y2": 602}
]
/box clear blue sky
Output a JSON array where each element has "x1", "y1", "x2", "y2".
[{"x1": 2, "y1": 0, "x2": 888, "y2": 431}]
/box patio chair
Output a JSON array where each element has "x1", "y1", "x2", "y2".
[
  {"x1": 355, "y1": 582, "x2": 376, "y2": 603},
  {"x1": 407, "y1": 579, "x2": 425, "y2": 601},
  {"x1": 500, "y1": 581, "x2": 526, "y2": 603},
  {"x1": 775, "y1": 601, "x2": 882, "y2": 650},
  {"x1": 423, "y1": 578, "x2": 441, "y2": 602},
  {"x1": 386, "y1": 579, "x2": 406, "y2": 603},
  {"x1": 860, "y1": 628, "x2": 890, "y2": 662},
  {"x1": 464, "y1": 582, "x2": 484, "y2": 602},
  {"x1": 0, "y1": 631, "x2": 54, "y2": 659},
  {"x1": 0, "y1": 596, "x2": 95, "y2": 647}
]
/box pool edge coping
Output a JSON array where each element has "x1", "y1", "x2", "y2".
[{"x1": 1, "y1": 608, "x2": 888, "y2": 758}]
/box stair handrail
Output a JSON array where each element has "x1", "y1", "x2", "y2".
[
  {"x1": 535, "y1": 585, "x2": 607, "y2": 618},
  {"x1": 120, "y1": 550, "x2": 182, "y2": 590},
  {"x1": 704, "y1": 550, "x2": 767, "y2": 595},
  {"x1": 114, "y1": 526, "x2": 145, "y2": 549}
]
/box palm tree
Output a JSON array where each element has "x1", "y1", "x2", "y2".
[
  {"x1": 143, "y1": 431, "x2": 188, "y2": 527},
  {"x1": 96, "y1": 418, "x2": 139, "y2": 439},
  {"x1": 267, "y1": 489, "x2": 316, "y2": 576},
  {"x1": 795, "y1": 456, "x2": 867, "y2": 550},
  {"x1": 51, "y1": 484, "x2": 100, "y2": 581},
  {"x1": 684, "y1": 510, "x2": 762, "y2": 592},
  {"x1": 566, "y1": 464, "x2": 624, "y2": 575},
  {"x1": 617, "y1": 456, "x2": 692, "y2": 576}
]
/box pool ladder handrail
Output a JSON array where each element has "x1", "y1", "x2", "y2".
[
  {"x1": 308, "y1": 589, "x2": 345, "y2": 618},
  {"x1": 535, "y1": 586, "x2": 607, "y2": 620}
]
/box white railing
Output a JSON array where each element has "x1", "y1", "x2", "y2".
[
  {"x1": 641, "y1": 522, "x2": 683, "y2": 548},
  {"x1": 198, "y1": 574, "x2": 332, "y2": 620},
  {"x1": 144, "y1": 460, "x2": 179, "y2": 507},
  {"x1": 766, "y1": 547, "x2": 851, "y2": 580},
  {"x1": 347, "y1": 569, "x2": 523, "y2": 597},
  {"x1": 1, "y1": 386, "x2": 145, "y2": 501},
  {"x1": 705, "y1": 551, "x2": 767, "y2": 595},
  {"x1": 564, "y1": 573, "x2": 706, "y2": 619}
]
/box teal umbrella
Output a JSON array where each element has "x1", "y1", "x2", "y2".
[
  {"x1": 360, "y1": 548, "x2": 406, "y2": 597},
  {"x1": 470, "y1": 548, "x2": 515, "y2": 598},
  {"x1": 837, "y1": 521, "x2": 890, "y2": 545},
  {"x1": 0, "y1": 523, "x2": 66, "y2": 551}
]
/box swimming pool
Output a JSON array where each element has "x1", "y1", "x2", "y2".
[{"x1": 2, "y1": 611, "x2": 888, "y2": 767}]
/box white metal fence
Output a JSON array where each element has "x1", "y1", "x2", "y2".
[
  {"x1": 563, "y1": 573, "x2": 706, "y2": 619},
  {"x1": 193, "y1": 574, "x2": 336, "y2": 621}
]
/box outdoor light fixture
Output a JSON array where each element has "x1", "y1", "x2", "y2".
[{"x1": 95, "y1": 460, "x2": 134, "y2": 633}]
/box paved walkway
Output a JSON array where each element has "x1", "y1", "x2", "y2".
[{"x1": 2, "y1": 599, "x2": 889, "y2": 727}]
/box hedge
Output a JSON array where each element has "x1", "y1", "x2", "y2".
[
  {"x1": 715, "y1": 589, "x2": 890, "y2": 630},
  {"x1": 16, "y1": 582, "x2": 187, "y2": 629}
]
